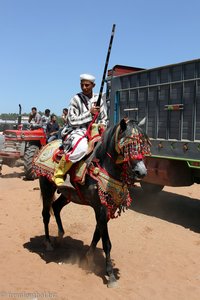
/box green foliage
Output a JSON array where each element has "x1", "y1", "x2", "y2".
[{"x1": 0, "y1": 113, "x2": 19, "y2": 120}]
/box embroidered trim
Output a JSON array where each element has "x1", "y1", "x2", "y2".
[{"x1": 88, "y1": 163, "x2": 132, "y2": 219}]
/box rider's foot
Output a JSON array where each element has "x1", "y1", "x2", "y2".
[{"x1": 57, "y1": 177, "x2": 70, "y2": 192}]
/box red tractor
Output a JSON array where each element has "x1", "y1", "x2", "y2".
[{"x1": 0, "y1": 105, "x2": 47, "y2": 180}]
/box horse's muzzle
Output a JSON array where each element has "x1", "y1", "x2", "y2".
[{"x1": 132, "y1": 160, "x2": 147, "y2": 180}]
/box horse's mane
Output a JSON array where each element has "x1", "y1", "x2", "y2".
[{"x1": 93, "y1": 124, "x2": 118, "y2": 163}]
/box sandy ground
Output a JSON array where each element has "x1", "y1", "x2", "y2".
[{"x1": 0, "y1": 165, "x2": 200, "y2": 300}]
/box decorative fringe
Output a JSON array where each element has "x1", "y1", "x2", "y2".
[
  {"x1": 97, "y1": 184, "x2": 132, "y2": 220},
  {"x1": 89, "y1": 164, "x2": 132, "y2": 220}
]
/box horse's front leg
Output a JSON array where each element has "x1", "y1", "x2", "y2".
[
  {"x1": 102, "y1": 224, "x2": 117, "y2": 288},
  {"x1": 98, "y1": 206, "x2": 117, "y2": 288}
]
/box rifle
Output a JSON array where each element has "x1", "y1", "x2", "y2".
[{"x1": 96, "y1": 24, "x2": 116, "y2": 107}]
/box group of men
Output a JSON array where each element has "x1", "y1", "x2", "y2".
[
  {"x1": 30, "y1": 73, "x2": 108, "y2": 189},
  {"x1": 28, "y1": 107, "x2": 68, "y2": 143}
]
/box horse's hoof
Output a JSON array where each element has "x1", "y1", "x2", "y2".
[
  {"x1": 56, "y1": 232, "x2": 64, "y2": 245},
  {"x1": 58, "y1": 231, "x2": 64, "y2": 239},
  {"x1": 107, "y1": 276, "x2": 117, "y2": 288},
  {"x1": 43, "y1": 240, "x2": 54, "y2": 251}
]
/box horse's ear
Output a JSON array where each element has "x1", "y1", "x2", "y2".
[{"x1": 120, "y1": 118, "x2": 127, "y2": 131}]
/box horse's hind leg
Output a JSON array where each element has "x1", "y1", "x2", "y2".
[
  {"x1": 39, "y1": 177, "x2": 56, "y2": 251},
  {"x1": 52, "y1": 195, "x2": 69, "y2": 240},
  {"x1": 88, "y1": 225, "x2": 101, "y2": 252},
  {"x1": 86, "y1": 225, "x2": 101, "y2": 266}
]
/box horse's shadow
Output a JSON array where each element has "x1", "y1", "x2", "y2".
[
  {"x1": 23, "y1": 235, "x2": 120, "y2": 284},
  {"x1": 0, "y1": 162, "x2": 25, "y2": 178},
  {"x1": 129, "y1": 186, "x2": 200, "y2": 233},
  {"x1": 0, "y1": 171, "x2": 24, "y2": 179}
]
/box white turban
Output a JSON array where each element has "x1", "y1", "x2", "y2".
[{"x1": 80, "y1": 74, "x2": 95, "y2": 83}]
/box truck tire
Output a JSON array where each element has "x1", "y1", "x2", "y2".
[
  {"x1": 24, "y1": 145, "x2": 39, "y2": 180},
  {"x1": 140, "y1": 181, "x2": 164, "y2": 193}
]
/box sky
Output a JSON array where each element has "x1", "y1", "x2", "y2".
[{"x1": 0, "y1": 0, "x2": 200, "y2": 115}]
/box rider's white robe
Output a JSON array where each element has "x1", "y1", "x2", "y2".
[{"x1": 62, "y1": 93, "x2": 108, "y2": 163}]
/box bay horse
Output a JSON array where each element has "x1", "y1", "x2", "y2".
[{"x1": 36, "y1": 118, "x2": 150, "y2": 287}]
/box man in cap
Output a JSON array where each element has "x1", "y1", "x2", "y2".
[{"x1": 53, "y1": 73, "x2": 108, "y2": 188}]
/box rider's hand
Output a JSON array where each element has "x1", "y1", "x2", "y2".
[{"x1": 90, "y1": 106, "x2": 100, "y2": 115}]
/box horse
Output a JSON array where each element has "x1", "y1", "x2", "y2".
[{"x1": 35, "y1": 118, "x2": 151, "y2": 287}]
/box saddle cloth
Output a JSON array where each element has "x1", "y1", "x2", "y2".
[{"x1": 33, "y1": 124, "x2": 102, "y2": 182}]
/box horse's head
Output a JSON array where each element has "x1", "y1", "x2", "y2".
[{"x1": 114, "y1": 118, "x2": 151, "y2": 184}]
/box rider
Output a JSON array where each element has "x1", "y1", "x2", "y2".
[{"x1": 53, "y1": 73, "x2": 108, "y2": 188}]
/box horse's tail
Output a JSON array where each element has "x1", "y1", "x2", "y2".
[{"x1": 39, "y1": 176, "x2": 56, "y2": 215}]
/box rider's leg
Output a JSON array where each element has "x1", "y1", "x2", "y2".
[
  {"x1": 69, "y1": 135, "x2": 88, "y2": 162},
  {"x1": 53, "y1": 155, "x2": 73, "y2": 186},
  {"x1": 54, "y1": 134, "x2": 88, "y2": 187}
]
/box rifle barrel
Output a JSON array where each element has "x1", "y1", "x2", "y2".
[{"x1": 96, "y1": 24, "x2": 116, "y2": 107}]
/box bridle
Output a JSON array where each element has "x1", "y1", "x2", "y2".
[
  {"x1": 105, "y1": 124, "x2": 151, "y2": 185},
  {"x1": 116, "y1": 125, "x2": 150, "y2": 158}
]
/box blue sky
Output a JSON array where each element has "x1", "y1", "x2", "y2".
[{"x1": 0, "y1": 0, "x2": 200, "y2": 115}]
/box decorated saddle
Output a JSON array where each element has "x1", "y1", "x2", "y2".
[{"x1": 33, "y1": 124, "x2": 103, "y2": 182}]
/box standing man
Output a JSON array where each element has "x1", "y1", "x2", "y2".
[
  {"x1": 41, "y1": 109, "x2": 51, "y2": 133},
  {"x1": 58, "y1": 108, "x2": 69, "y2": 139},
  {"x1": 53, "y1": 73, "x2": 108, "y2": 187},
  {"x1": 61, "y1": 108, "x2": 68, "y2": 126}
]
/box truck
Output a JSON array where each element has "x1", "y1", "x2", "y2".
[
  {"x1": 106, "y1": 59, "x2": 200, "y2": 192},
  {"x1": 0, "y1": 105, "x2": 47, "y2": 179}
]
